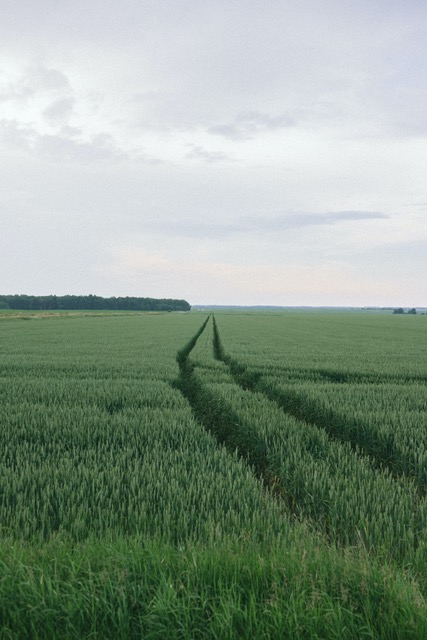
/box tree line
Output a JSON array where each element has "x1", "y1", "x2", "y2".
[
  {"x1": 0, "y1": 294, "x2": 191, "y2": 312},
  {"x1": 393, "y1": 308, "x2": 417, "y2": 315}
]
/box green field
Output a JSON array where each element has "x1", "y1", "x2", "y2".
[{"x1": 0, "y1": 310, "x2": 426, "y2": 638}]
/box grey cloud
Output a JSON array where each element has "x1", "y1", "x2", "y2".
[
  {"x1": 3, "y1": 3, "x2": 427, "y2": 141},
  {"x1": 31, "y1": 2, "x2": 421, "y2": 141},
  {"x1": 36, "y1": 132, "x2": 125, "y2": 163},
  {"x1": 60, "y1": 125, "x2": 83, "y2": 137},
  {"x1": 0, "y1": 119, "x2": 36, "y2": 149},
  {"x1": 208, "y1": 112, "x2": 296, "y2": 140},
  {"x1": 1, "y1": 118, "x2": 163, "y2": 165},
  {"x1": 43, "y1": 97, "x2": 75, "y2": 123},
  {"x1": 0, "y1": 81, "x2": 34, "y2": 103},
  {"x1": 140, "y1": 211, "x2": 389, "y2": 239},
  {"x1": 244, "y1": 211, "x2": 389, "y2": 232},
  {"x1": 0, "y1": 119, "x2": 125, "y2": 163},
  {"x1": 29, "y1": 65, "x2": 70, "y2": 92},
  {"x1": 307, "y1": 211, "x2": 389, "y2": 224},
  {"x1": 0, "y1": 65, "x2": 72, "y2": 104},
  {"x1": 186, "y1": 144, "x2": 232, "y2": 163}
]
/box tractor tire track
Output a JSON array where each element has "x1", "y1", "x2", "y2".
[
  {"x1": 174, "y1": 315, "x2": 426, "y2": 560},
  {"x1": 173, "y1": 316, "x2": 296, "y2": 514},
  {"x1": 212, "y1": 316, "x2": 425, "y2": 496}
]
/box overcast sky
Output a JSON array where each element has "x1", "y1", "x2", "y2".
[{"x1": 1, "y1": 0, "x2": 426, "y2": 306}]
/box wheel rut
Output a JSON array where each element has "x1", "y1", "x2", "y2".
[
  {"x1": 212, "y1": 316, "x2": 425, "y2": 496},
  {"x1": 172, "y1": 315, "x2": 427, "y2": 558},
  {"x1": 173, "y1": 316, "x2": 296, "y2": 515}
]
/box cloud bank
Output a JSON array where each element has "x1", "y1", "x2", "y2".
[{"x1": 0, "y1": 1, "x2": 426, "y2": 305}]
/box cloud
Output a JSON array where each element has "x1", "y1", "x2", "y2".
[
  {"x1": 36, "y1": 132, "x2": 126, "y2": 163},
  {"x1": 271, "y1": 211, "x2": 390, "y2": 228},
  {"x1": 0, "y1": 119, "x2": 128, "y2": 163},
  {"x1": 0, "y1": 79, "x2": 34, "y2": 103},
  {"x1": 2, "y1": 3, "x2": 427, "y2": 141},
  {"x1": 0, "y1": 119, "x2": 35, "y2": 149},
  {"x1": 43, "y1": 97, "x2": 75, "y2": 123},
  {"x1": 208, "y1": 111, "x2": 295, "y2": 140},
  {"x1": 1, "y1": 2, "x2": 426, "y2": 306},
  {"x1": 138, "y1": 211, "x2": 389, "y2": 239},
  {"x1": 0, "y1": 65, "x2": 72, "y2": 104},
  {"x1": 186, "y1": 144, "x2": 232, "y2": 163},
  {"x1": 30, "y1": 65, "x2": 71, "y2": 92}
]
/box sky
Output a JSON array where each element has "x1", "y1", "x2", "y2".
[{"x1": 1, "y1": 0, "x2": 426, "y2": 307}]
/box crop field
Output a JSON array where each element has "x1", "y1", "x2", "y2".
[{"x1": 0, "y1": 310, "x2": 426, "y2": 638}]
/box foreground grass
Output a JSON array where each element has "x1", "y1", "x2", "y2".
[{"x1": 0, "y1": 538, "x2": 425, "y2": 640}]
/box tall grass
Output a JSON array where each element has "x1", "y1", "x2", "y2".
[
  {"x1": 1, "y1": 311, "x2": 426, "y2": 637},
  {"x1": 0, "y1": 538, "x2": 425, "y2": 639}
]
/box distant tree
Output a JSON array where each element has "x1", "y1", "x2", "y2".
[
  {"x1": 408, "y1": 308, "x2": 417, "y2": 315},
  {"x1": 393, "y1": 308, "x2": 405, "y2": 314},
  {"x1": 0, "y1": 294, "x2": 191, "y2": 312}
]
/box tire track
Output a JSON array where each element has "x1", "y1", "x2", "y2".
[
  {"x1": 212, "y1": 316, "x2": 425, "y2": 495},
  {"x1": 173, "y1": 316, "x2": 295, "y2": 513},
  {"x1": 249, "y1": 365, "x2": 427, "y2": 386},
  {"x1": 174, "y1": 315, "x2": 426, "y2": 559}
]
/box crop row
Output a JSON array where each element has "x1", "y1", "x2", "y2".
[
  {"x1": 1, "y1": 311, "x2": 427, "y2": 637},
  {"x1": 0, "y1": 315, "x2": 296, "y2": 545},
  {"x1": 262, "y1": 379, "x2": 427, "y2": 488},
  {"x1": 211, "y1": 311, "x2": 426, "y2": 379},
  {"x1": 210, "y1": 314, "x2": 427, "y2": 490},
  {"x1": 184, "y1": 316, "x2": 427, "y2": 582}
]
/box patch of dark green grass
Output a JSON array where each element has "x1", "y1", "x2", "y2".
[{"x1": 0, "y1": 538, "x2": 425, "y2": 640}]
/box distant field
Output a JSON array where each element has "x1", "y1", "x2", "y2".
[
  {"x1": 0, "y1": 311, "x2": 426, "y2": 638},
  {"x1": 0, "y1": 308, "x2": 166, "y2": 319}
]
